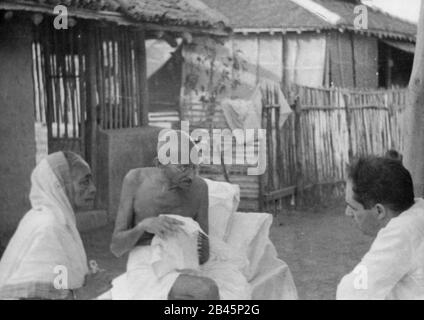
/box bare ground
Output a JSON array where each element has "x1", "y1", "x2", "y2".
[{"x1": 269, "y1": 201, "x2": 372, "y2": 300}]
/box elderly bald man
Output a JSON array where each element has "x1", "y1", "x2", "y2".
[{"x1": 110, "y1": 130, "x2": 219, "y2": 300}]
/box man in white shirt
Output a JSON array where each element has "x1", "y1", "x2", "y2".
[{"x1": 337, "y1": 156, "x2": 424, "y2": 300}]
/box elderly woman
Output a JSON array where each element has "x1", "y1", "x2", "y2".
[{"x1": 0, "y1": 151, "x2": 104, "y2": 299}]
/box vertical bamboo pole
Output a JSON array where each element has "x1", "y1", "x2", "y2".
[
  {"x1": 266, "y1": 88, "x2": 274, "y2": 192},
  {"x1": 52, "y1": 28, "x2": 61, "y2": 141},
  {"x1": 259, "y1": 92, "x2": 267, "y2": 212},
  {"x1": 96, "y1": 27, "x2": 105, "y2": 130},
  {"x1": 39, "y1": 39, "x2": 48, "y2": 125},
  {"x1": 132, "y1": 31, "x2": 140, "y2": 126},
  {"x1": 111, "y1": 29, "x2": 119, "y2": 129},
  {"x1": 77, "y1": 25, "x2": 86, "y2": 159},
  {"x1": 120, "y1": 28, "x2": 129, "y2": 127},
  {"x1": 107, "y1": 34, "x2": 113, "y2": 129},
  {"x1": 343, "y1": 93, "x2": 353, "y2": 162},
  {"x1": 68, "y1": 28, "x2": 77, "y2": 143},
  {"x1": 32, "y1": 33, "x2": 43, "y2": 124},
  {"x1": 294, "y1": 97, "x2": 303, "y2": 206},
  {"x1": 136, "y1": 29, "x2": 149, "y2": 126},
  {"x1": 85, "y1": 23, "x2": 98, "y2": 180},
  {"x1": 57, "y1": 30, "x2": 69, "y2": 140},
  {"x1": 128, "y1": 31, "x2": 135, "y2": 127},
  {"x1": 42, "y1": 21, "x2": 54, "y2": 152}
]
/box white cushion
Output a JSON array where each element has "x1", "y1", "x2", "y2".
[
  {"x1": 225, "y1": 212, "x2": 273, "y2": 281},
  {"x1": 203, "y1": 178, "x2": 240, "y2": 241}
]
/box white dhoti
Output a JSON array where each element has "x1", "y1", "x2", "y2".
[
  {"x1": 111, "y1": 246, "x2": 181, "y2": 300},
  {"x1": 110, "y1": 215, "x2": 251, "y2": 300}
]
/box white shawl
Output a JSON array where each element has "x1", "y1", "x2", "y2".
[{"x1": 0, "y1": 152, "x2": 88, "y2": 299}]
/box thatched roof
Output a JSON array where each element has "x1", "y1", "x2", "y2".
[
  {"x1": 0, "y1": 0, "x2": 230, "y2": 34},
  {"x1": 202, "y1": 0, "x2": 416, "y2": 41}
]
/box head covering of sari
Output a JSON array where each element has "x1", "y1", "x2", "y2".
[{"x1": 0, "y1": 152, "x2": 89, "y2": 299}]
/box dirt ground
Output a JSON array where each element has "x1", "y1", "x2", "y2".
[
  {"x1": 269, "y1": 200, "x2": 373, "y2": 300},
  {"x1": 80, "y1": 199, "x2": 372, "y2": 300}
]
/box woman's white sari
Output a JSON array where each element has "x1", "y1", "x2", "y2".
[{"x1": 0, "y1": 152, "x2": 88, "y2": 299}]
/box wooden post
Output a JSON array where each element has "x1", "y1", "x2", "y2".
[
  {"x1": 136, "y1": 30, "x2": 149, "y2": 126},
  {"x1": 275, "y1": 105, "x2": 282, "y2": 190},
  {"x1": 77, "y1": 25, "x2": 86, "y2": 159},
  {"x1": 404, "y1": 1, "x2": 424, "y2": 196},
  {"x1": 294, "y1": 97, "x2": 303, "y2": 207},
  {"x1": 343, "y1": 93, "x2": 354, "y2": 163},
  {"x1": 266, "y1": 107, "x2": 275, "y2": 191},
  {"x1": 281, "y1": 34, "x2": 289, "y2": 97},
  {"x1": 95, "y1": 27, "x2": 105, "y2": 130},
  {"x1": 259, "y1": 94, "x2": 267, "y2": 212},
  {"x1": 386, "y1": 46, "x2": 393, "y2": 88},
  {"x1": 41, "y1": 22, "x2": 53, "y2": 151},
  {"x1": 85, "y1": 23, "x2": 98, "y2": 182}
]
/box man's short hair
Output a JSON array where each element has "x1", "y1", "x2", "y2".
[
  {"x1": 385, "y1": 149, "x2": 403, "y2": 163},
  {"x1": 347, "y1": 156, "x2": 414, "y2": 214}
]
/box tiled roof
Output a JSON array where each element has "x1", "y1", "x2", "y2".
[{"x1": 203, "y1": 0, "x2": 416, "y2": 41}]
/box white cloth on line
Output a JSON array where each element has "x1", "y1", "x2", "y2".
[{"x1": 221, "y1": 81, "x2": 292, "y2": 132}]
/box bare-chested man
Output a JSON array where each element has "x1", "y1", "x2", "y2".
[{"x1": 110, "y1": 131, "x2": 219, "y2": 300}]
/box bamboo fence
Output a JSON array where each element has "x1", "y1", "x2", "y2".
[
  {"x1": 182, "y1": 84, "x2": 408, "y2": 212},
  {"x1": 32, "y1": 21, "x2": 148, "y2": 157},
  {"x1": 289, "y1": 85, "x2": 407, "y2": 188}
]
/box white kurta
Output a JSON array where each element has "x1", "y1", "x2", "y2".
[{"x1": 337, "y1": 198, "x2": 424, "y2": 300}]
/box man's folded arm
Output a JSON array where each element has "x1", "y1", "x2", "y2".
[
  {"x1": 337, "y1": 221, "x2": 413, "y2": 300},
  {"x1": 110, "y1": 170, "x2": 146, "y2": 257}
]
